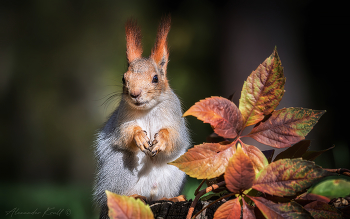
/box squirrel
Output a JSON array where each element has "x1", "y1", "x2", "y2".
[{"x1": 93, "y1": 16, "x2": 191, "y2": 218}]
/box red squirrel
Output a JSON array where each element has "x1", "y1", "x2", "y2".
[{"x1": 93, "y1": 16, "x2": 191, "y2": 218}]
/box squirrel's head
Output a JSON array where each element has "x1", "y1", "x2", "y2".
[{"x1": 122, "y1": 16, "x2": 171, "y2": 110}]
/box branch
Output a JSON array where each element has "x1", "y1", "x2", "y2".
[
  {"x1": 191, "y1": 192, "x2": 235, "y2": 219},
  {"x1": 325, "y1": 168, "x2": 350, "y2": 177},
  {"x1": 186, "y1": 181, "x2": 226, "y2": 219},
  {"x1": 194, "y1": 179, "x2": 206, "y2": 196}
]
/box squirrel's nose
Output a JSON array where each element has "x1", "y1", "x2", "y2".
[{"x1": 130, "y1": 90, "x2": 141, "y2": 99}]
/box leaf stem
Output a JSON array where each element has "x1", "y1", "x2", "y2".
[
  {"x1": 186, "y1": 181, "x2": 226, "y2": 219},
  {"x1": 237, "y1": 138, "x2": 244, "y2": 146},
  {"x1": 191, "y1": 192, "x2": 236, "y2": 219},
  {"x1": 324, "y1": 168, "x2": 350, "y2": 177},
  {"x1": 194, "y1": 179, "x2": 206, "y2": 196}
]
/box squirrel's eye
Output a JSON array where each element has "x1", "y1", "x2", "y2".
[
  {"x1": 122, "y1": 76, "x2": 126, "y2": 84},
  {"x1": 152, "y1": 75, "x2": 158, "y2": 83}
]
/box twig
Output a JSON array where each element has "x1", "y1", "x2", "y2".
[
  {"x1": 325, "y1": 168, "x2": 350, "y2": 177},
  {"x1": 191, "y1": 192, "x2": 235, "y2": 219},
  {"x1": 194, "y1": 179, "x2": 206, "y2": 196},
  {"x1": 186, "y1": 181, "x2": 226, "y2": 219}
]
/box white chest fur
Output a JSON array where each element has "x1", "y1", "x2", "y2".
[
  {"x1": 125, "y1": 153, "x2": 185, "y2": 200},
  {"x1": 123, "y1": 104, "x2": 185, "y2": 200}
]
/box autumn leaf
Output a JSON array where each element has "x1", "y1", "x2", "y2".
[
  {"x1": 242, "y1": 143, "x2": 269, "y2": 175},
  {"x1": 248, "y1": 196, "x2": 312, "y2": 219},
  {"x1": 297, "y1": 193, "x2": 331, "y2": 203},
  {"x1": 252, "y1": 158, "x2": 333, "y2": 196},
  {"x1": 302, "y1": 145, "x2": 335, "y2": 161},
  {"x1": 304, "y1": 201, "x2": 341, "y2": 219},
  {"x1": 262, "y1": 149, "x2": 275, "y2": 163},
  {"x1": 169, "y1": 142, "x2": 236, "y2": 179},
  {"x1": 213, "y1": 197, "x2": 241, "y2": 219},
  {"x1": 239, "y1": 48, "x2": 286, "y2": 128},
  {"x1": 183, "y1": 96, "x2": 243, "y2": 139},
  {"x1": 225, "y1": 143, "x2": 255, "y2": 193},
  {"x1": 274, "y1": 140, "x2": 311, "y2": 161},
  {"x1": 247, "y1": 107, "x2": 325, "y2": 148},
  {"x1": 242, "y1": 198, "x2": 256, "y2": 219},
  {"x1": 106, "y1": 190, "x2": 153, "y2": 219}
]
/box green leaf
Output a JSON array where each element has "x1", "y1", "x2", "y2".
[
  {"x1": 309, "y1": 177, "x2": 350, "y2": 199},
  {"x1": 302, "y1": 145, "x2": 335, "y2": 161},
  {"x1": 248, "y1": 196, "x2": 312, "y2": 219},
  {"x1": 239, "y1": 47, "x2": 286, "y2": 127},
  {"x1": 252, "y1": 158, "x2": 333, "y2": 196},
  {"x1": 274, "y1": 140, "x2": 311, "y2": 161},
  {"x1": 248, "y1": 108, "x2": 325, "y2": 148}
]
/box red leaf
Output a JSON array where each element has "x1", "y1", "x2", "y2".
[
  {"x1": 297, "y1": 193, "x2": 331, "y2": 203},
  {"x1": 239, "y1": 48, "x2": 286, "y2": 127},
  {"x1": 169, "y1": 142, "x2": 236, "y2": 179},
  {"x1": 249, "y1": 196, "x2": 312, "y2": 219},
  {"x1": 248, "y1": 107, "x2": 325, "y2": 148},
  {"x1": 304, "y1": 201, "x2": 341, "y2": 219},
  {"x1": 106, "y1": 191, "x2": 154, "y2": 219},
  {"x1": 252, "y1": 158, "x2": 333, "y2": 196},
  {"x1": 225, "y1": 143, "x2": 256, "y2": 193},
  {"x1": 242, "y1": 198, "x2": 256, "y2": 219},
  {"x1": 214, "y1": 198, "x2": 241, "y2": 219},
  {"x1": 274, "y1": 140, "x2": 311, "y2": 161},
  {"x1": 184, "y1": 96, "x2": 243, "y2": 138},
  {"x1": 302, "y1": 145, "x2": 335, "y2": 161}
]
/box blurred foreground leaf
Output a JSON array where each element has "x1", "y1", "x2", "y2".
[{"x1": 106, "y1": 191, "x2": 153, "y2": 219}]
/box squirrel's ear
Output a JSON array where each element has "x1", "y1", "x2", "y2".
[
  {"x1": 125, "y1": 19, "x2": 143, "y2": 63},
  {"x1": 151, "y1": 15, "x2": 171, "y2": 75}
]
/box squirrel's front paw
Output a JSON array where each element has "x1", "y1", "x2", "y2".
[
  {"x1": 150, "y1": 131, "x2": 168, "y2": 157},
  {"x1": 134, "y1": 130, "x2": 151, "y2": 155}
]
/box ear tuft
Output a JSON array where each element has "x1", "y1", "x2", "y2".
[
  {"x1": 151, "y1": 15, "x2": 171, "y2": 74},
  {"x1": 125, "y1": 19, "x2": 143, "y2": 63}
]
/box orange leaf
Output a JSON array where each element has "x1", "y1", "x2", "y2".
[
  {"x1": 106, "y1": 190, "x2": 153, "y2": 219},
  {"x1": 184, "y1": 96, "x2": 243, "y2": 139},
  {"x1": 169, "y1": 142, "x2": 236, "y2": 179},
  {"x1": 214, "y1": 197, "x2": 241, "y2": 219},
  {"x1": 225, "y1": 143, "x2": 255, "y2": 193},
  {"x1": 242, "y1": 143, "x2": 269, "y2": 175}
]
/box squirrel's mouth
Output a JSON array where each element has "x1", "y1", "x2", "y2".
[{"x1": 134, "y1": 101, "x2": 148, "y2": 106}]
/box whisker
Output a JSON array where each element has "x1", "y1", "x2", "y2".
[{"x1": 101, "y1": 93, "x2": 123, "y2": 111}]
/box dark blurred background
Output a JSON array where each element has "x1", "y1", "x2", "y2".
[{"x1": 1, "y1": 0, "x2": 349, "y2": 218}]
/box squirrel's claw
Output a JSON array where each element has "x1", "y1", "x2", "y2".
[
  {"x1": 149, "y1": 133, "x2": 166, "y2": 156},
  {"x1": 134, "y1": 130, "x2": 151, "y2": 154}
]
